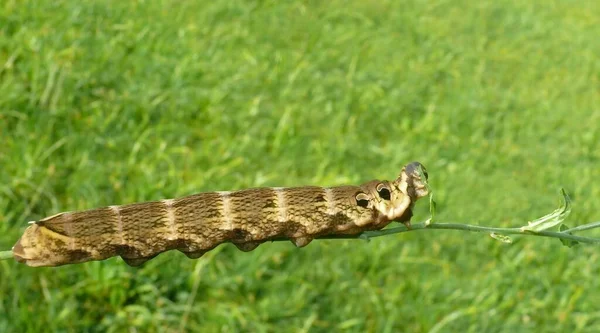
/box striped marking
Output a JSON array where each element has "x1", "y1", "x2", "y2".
[
  {"x1": 219, "y1": 191, "x2": 234, "y2": 230},
  {"x1": 39, "y1": 212, "x2": 67, "y2": 222},
  {"x1": 63, "y1": 212, "x2": 76, "y2": 250},
  {"x1": 273, "y1": 187, "x2": 288, "y2": 222},
  {"x1": 324, "y1": 187, "x2": 336, "y2": 215},
  {"x1": 110, "y1": 205, "x2": 125, "y2": 245},
  {"x1": 162, "y1": 199, "x2": 177, "y2": 240}
]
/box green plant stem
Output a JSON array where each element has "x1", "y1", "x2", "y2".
[
  {"x1": 2, "y1": 221, "x2": 600, "y2": 263},
  {"x1": 561, "y1": 221, "x2": 600, "y2": 233},
  {"x1": 0, "y1": 251, "x2": 13, "y2": 260},
  {"x1": 318, "y1": 221, "x2": 600, "y2": 245}
]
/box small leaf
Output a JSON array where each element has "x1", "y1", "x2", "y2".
[
  {"x1": 520, "y1": 188, "x2": 572, "y2": 232},
  {"x1": 429, "y1": 193, "x2": 436, "y2": 219},
  {"x1": 490, "y1": 233, "x2": 513, "y2": 244},
  {"x1": 558, "y1": 224, "x2": 579, "y2": 248},
  {"x1": 425, "y1": 193, "x2": 436, "y2": 226}
]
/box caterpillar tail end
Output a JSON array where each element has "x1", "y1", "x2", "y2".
[{"x1": 11, "y1": 238, "x2": 27, "y2": 264}]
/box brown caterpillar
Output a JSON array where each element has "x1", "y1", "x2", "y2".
[{"x1": 12, "y1": 162, "x2": 429, "y2": 267}]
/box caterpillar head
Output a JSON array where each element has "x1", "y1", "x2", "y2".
[{"x1": 359, "y1": 161, "x2": 430, "y2": 225}]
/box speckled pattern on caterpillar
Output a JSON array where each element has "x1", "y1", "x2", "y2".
[{"x1": 13, "y1": 162, "x2": 429, "y2": 267}]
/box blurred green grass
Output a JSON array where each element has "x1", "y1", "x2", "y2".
[{"x1": 1, "y1": 0, "x2": 599, "y2": 332}]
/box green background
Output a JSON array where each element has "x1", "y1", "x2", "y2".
[{"x1": 1, "y1": 0, "x2": 599, "y2": 332}]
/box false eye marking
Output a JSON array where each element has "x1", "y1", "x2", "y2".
[
  {"x1": 355, "y1": 192, "x2": 370, "y2": 208},
  {"x1": 376, "y1": 183, "x2": 391, "y2": 200}
]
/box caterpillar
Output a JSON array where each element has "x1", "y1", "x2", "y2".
[{"x1": 12, "y1": 162, "x2": 429, "y2": 267}]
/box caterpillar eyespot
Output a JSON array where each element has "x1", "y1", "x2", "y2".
[
  {"x1": 12, "y1": 162, "x2": 430, "y2": 267},
  {"x1": 376, "y1": 183, "x2": 391, "y2": 200},
  {"x1": 355, "y1": 193, "x2": 370, "y2": 208}
]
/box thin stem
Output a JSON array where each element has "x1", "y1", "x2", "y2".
[
  {"x1": 0, "y1": 251, "x2": 13, "y2": 260},
  {"x1": 316, "y1": 221, "x2": 600, "y2": 245},
  {"x1": 561, "y1": 221, "x2": 600, "y2": 234},
  {"x1": 371, "y1": 223, "x2": 600, "y2": 244},
  {"x1": 3, "y1": 220, "x2": 600, "y2": 262}
]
